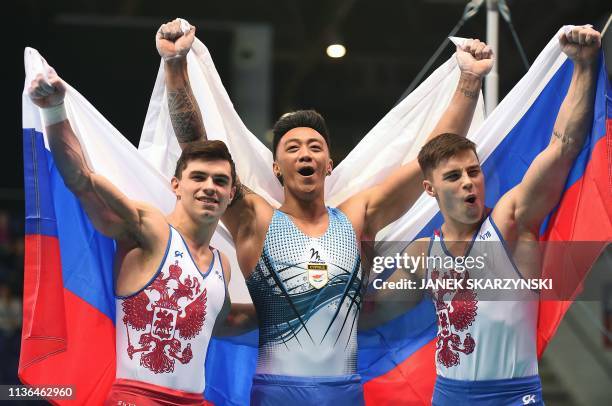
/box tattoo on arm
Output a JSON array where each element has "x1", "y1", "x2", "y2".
[
  {"x1": 230, "y1": 182, "x2": 254, "y2": 206},
  {"x1": 167, "y1": 88, "x2": 206, "y2": 143},
  {"x1": 459, "y1": 87, "x2": 479, "y2": 99},
  {"x1": 241, "y1": 184, "x2": 254, "y2": 195},
  {"x1": 457, "y1": 74, "x2": 481, "y2": 99},
  {"x1": 553, "y1": 129, "x2": 570, "y2": 144}
]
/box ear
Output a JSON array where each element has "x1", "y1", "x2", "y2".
[
  {"x1": 423, "y1": 179, "x2": 436, "y2": 198},
  {"x1": 326, "y1": 158, "x2": 334, "y2": 176},
  {"x1": 229, "y1": 185, "x2": 236, "y2": 202},
  {"x1": 272, "y1": 161, "x2": 283, "y2": 185},
  {"x1": 171, "y1": 176, "x2": 181, "y2": 199}
]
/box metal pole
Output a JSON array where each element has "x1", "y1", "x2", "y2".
[
  {"x1": 396, "y1": 0, "x2": 484, "y2": 104},
  {"x1": 485, "y1": 0, "x2": 499, "y2": 114}
]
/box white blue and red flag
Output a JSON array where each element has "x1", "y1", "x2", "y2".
[{"x1": 19, "y1": 27, "x2": 610, "y2": 405}]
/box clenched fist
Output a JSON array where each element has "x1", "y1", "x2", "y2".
[
  {"x1": 28, "y1": 68, "x2": 66, "y2": 108},
  {"x1": 156, "y1": 18, "x2": 195, "y2": 61},
  {"x1": 456, "y1": 39, "x2": 494, "y2": 78},
  {"x1": 559, "y1": 25, "x2": 601, "y2": 66}
]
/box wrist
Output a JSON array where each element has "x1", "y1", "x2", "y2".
[
  {"x1": 164, "y1": 54, "x2": 187, "y2": 64},
  {"x1": 41, "y1": 102, "x2": 67, "y2": 126},
  {"x1": 572, "y1": 58, "x2": 598, "y2": 72},
  {"x1": 164, "y1": 56, "x2": 188, "y2": 75},
  {"x1": 458, "y1": 72, "x2": 482, "y2": 99},
  {"x1": 459, "y1": 71, "x2": 484, "y2": 81}
]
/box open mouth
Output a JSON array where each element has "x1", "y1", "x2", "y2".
[
  {"x1": 298, "y1": 167, "x2": 315, "y2": 176},
  {"x1": 464, "y1": 195, "x2": 477, "y2": 204}
]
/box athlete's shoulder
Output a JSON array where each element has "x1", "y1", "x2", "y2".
[
  {"x1": 489, "y1": 203, "x2": 520, "y2": 242},
  {"x1": 215, "y1": 248, "x2": 232, "y2": 285},
  {"x1": 335, "y1": 197, "x2": 368, "y2": 238},
  {"x1": 405, "y1": 237, "x2": 432, "y2": 255},
  {"x1": 223, "y1": 185, "x2": 274, "y2": 238}
]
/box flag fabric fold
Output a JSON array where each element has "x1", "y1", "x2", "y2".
[{"x1": 20, "y1": 47, "x2": 176, "y2": 405}]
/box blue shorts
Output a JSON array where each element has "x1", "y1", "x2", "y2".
[
  {"x1": 433, "y1": 375, "x2": 544, "y2": 406},
  {"x1": 250, "y1": 374, "x2": 364, "y2": 406}
]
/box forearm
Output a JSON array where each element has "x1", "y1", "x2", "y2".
[
  {"x1": 46, "y1": 120, "x2": 141, "y2": 239},
  {"x1": 510, "y1": 60, "x2": 598, "y2": 229},
  {"x1": 46, "y1": 120, "x2": 94, "y2": 194},
  {"x1": 426, "y1": 72, "x2": 482, "y2": 142},
  {"x1": 550, "y1": 62, "x2": 597, "y2": 159},
  {"x1": 165, "y1": 58, "x2": 207, "y2": 145}
]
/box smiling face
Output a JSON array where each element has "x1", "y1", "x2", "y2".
[
  {"x1": 273, "y1": 127, "x2": 333, "y2": 201},
  {"x1": 172, "y1": 158, "x2": 236, "y2": 223},
  {"x1": 423, "y1": 148, "x2": 486, "y2": 225}
]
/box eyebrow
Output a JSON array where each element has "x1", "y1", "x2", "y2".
[
  {"x1": 284, "y1": 137, "x2": 324, "y2": 145},
  {"x1": 441, "y1": 165, "x2": 481, "y2": 177},
  {"x1": 189, "y1": 170, "x2": 230, "y2": 180}
]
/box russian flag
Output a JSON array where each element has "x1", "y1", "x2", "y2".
[
  {"x1": 20, "y1": 28, "x2": 610, "y2": 406},
  {"x1": 20, "y1": 86, "x2": 116, "y2": 403},
  {"x1": 19, "y1": 47, "x2": 176, "y2": 404},
  {"x1": 359, "y1": 43, "x2": 611, "y2": 405}
]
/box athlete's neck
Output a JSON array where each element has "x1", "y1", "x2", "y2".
[
  {"x1": 438, "y1": 221, "x2": 480, "y2": 258},
  {"x1": 440, "y1": 208, "x2": 489, "y2": 241},
  {"x1": 279, "y1": 196, "x2": 327, "y2": 222},
  {"x1": 166, "y1": 211, "x2": 217, "y2": 249},
  {"x1": 440, "y1": 217, "x2": 481, "y2": 242}
]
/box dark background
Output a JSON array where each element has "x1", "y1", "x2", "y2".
[{"x1": 4, "y1": 0, "x2": 611, "y2": 194}]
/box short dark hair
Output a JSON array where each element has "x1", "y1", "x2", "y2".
[
  {"x1": 417, "y1": 133, "x2": 478, "y2": 177},
  {"x1": 272, "y1": 109, "x2": 330, "y2": 159},
  {"x1": 174, "y1": 140, "x2": 237, "y2": 186}
]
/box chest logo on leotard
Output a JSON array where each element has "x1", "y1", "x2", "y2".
[
  {"x1": 431, "y1": 268, "x2": 478, "y2": 368},
  {"x1": 121, "y1": 260, "x2": 207, "y2": 374},
  {"x1": 307, "y1": 247, "x2": 329, "y2": 289}
]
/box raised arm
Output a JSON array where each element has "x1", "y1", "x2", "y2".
[
  {"x1": 343, "y1": 40, "x2": 494, "y2": 236},
  {"x1": 157, "y1": 18, "x2": 206, "y2": 147},
  {"x1": 28, "y1": 70, "x2": 159, "y2": 245},
  {"x1": 157, "y1": 19, "x2": 273, "y2": 240},
  {"x1": 493, "y1": 26, "x2": 601, "y2": 236},
  {"x1": 427, "y1": 40, "x2": 492, "y2": 141}
]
